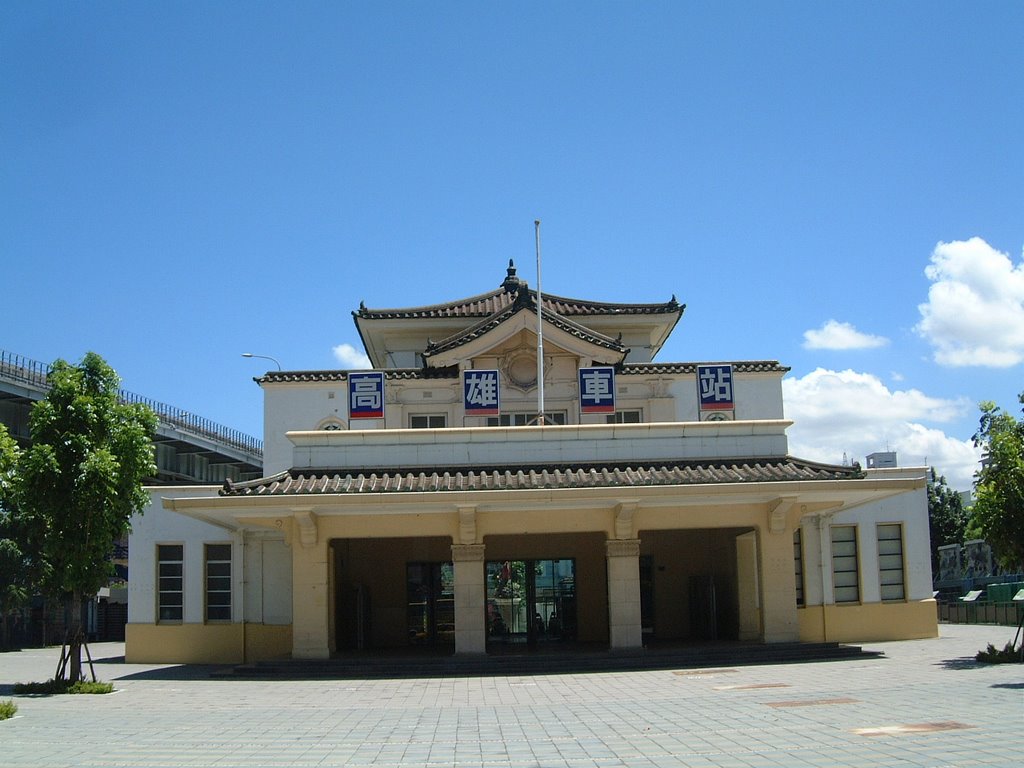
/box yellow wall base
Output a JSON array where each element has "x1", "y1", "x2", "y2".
[
  {"x1": 245, "y1": 624, "x2": 293, "y2": 662},
  {"x1": 126, "y1": 623, "x2": 293, "y2": 665},
  {"x1": 798, "y1": 600, "x2": 938, "y2": 643}
]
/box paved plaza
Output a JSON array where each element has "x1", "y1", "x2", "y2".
[{"x1": 1, "y1": 624, "x2": 1021, "y2": 768}]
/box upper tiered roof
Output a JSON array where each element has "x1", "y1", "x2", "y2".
[
  {"x1": 353, "y1": 260, "x2": 684, "y2": 321},
  {"x1": 352, "y1": 261, "x2": 685, "y2": 368}
]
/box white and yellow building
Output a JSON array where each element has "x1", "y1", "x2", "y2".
[{"x1": 126, "y1": 262, "x2": 937, "y2": 664}]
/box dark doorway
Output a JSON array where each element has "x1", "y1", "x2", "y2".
[{"x1": 406, "y1": 562, "x2": 454, "y2": 647}]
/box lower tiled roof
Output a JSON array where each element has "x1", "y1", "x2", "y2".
[
  {"x1": 256, "y1": 361, "x2": 787, "y2": 384},
  {"x1": 257, "y1": 367, "x2": 459, "y2": 383},
  {"x1": 221, "y1": 457, "x2": 863, "y2": 497},
  {"x1": 621, "y1": 361, "x2": 791, "y2": 374}
]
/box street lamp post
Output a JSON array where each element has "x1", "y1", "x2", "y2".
[{"x1": 241, "y1": 353, "x2": 282, "y2": 371}]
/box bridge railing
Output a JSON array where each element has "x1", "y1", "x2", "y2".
[
  {"x1": 0, "y1": 349, "x2": 51, "y2": 389},
  {"x1": 0, "y1": 349, "x2": 262, "y2": 458}
]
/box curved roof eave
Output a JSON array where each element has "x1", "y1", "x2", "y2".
[{"x1": 422, "y1": 300, "x2": 626, "y2": 362}]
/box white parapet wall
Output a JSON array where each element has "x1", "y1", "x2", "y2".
[{"x1": 287, "y1": 419, "x2": 794, "y2": 471}]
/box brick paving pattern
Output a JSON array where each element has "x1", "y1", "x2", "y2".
[{"x1": 1, "y1": 624, "x2": 1020, "y2": 767}]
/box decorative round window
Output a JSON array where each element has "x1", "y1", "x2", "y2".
[{"x1": 505, "y1": 352, "x2": 537, "y2": 389}]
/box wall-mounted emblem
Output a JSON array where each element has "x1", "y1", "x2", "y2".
[
  {"x1": 464, "y1": 369, "x2": 500, "y2": 416},
  {"x1": 349, "y1": 371, "x2": 384, "y2": 419},
  {"x1": 579, "y1": 366, "x2": 615, "y2": 414},
  {"x1": 697, "y1": 364, "x2": 734, "y2": 419}
]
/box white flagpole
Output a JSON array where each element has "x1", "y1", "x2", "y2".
[{"x1": 535, "y1": 219, "x2": 545, "y2": 425}]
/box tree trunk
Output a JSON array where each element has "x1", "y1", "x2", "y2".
[{"x1": 67, "y1": 591, "x2": 83, "y2": 683}]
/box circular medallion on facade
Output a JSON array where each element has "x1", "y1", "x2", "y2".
[
  {"x1": 702, "y1": 411, "x2": 730, "y2": 421},
  {"x1": 504, "y1": 351, "x2": 538, "y2": 390}
]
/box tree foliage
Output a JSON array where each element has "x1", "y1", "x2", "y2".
[
  {"x1": 0, "y1": 423, "x2": 18, "y2": 505},
  {"x1": 0, "y1": 425, "x2": 31, "y2": 648},
  {"x1": 15, "y1": 353, "x2": 156, "y2": 679},
  {"x1": 927, "y1": 467, "x2": 967, "y2": 573},
  {"x1": 971, "y1": 393, "x2": 1024, "y2": 570}
]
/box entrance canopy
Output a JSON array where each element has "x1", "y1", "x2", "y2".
[{"x1": 162, "y1": 421, "x2": 926, "y2": 542}]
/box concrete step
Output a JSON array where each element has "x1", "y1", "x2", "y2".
[{"x1": 213, "y1": 642, "x2": 882, "y2": 680}]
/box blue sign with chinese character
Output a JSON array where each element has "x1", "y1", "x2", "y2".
[
  {"x1": 697, "y1": 364, "x2": 734, "y2": 411},
  {"x1": 349, "y1": 371, "x2": 384, "y2": 419},
  {"x1": 464, "y1": 369, "x2": 500, "y2": 416},
  {"x1": 579, "y1": 366, "x2": 615, "y2": 414}
]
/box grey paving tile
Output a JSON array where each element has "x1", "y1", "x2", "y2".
[{"x1": 1, "y1": 625, "x2": 1022, "y2": 767}]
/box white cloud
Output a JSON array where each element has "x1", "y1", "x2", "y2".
[
  {"x1": 783, "y1": 368, "x2": 981, "y2": 490},
  {"x1": 802, "y1": 320, "x2": 889, "y2": 350},
  {"x1": 916, "y1": 237, "x2": 1024, "y2": 367},
  {"x1": 331, "y1": 343, "x2": 371, "y2": 369}
]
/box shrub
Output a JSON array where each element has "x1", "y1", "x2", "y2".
[
  {"x1": 68, "y1": 681, "x2": 114, "y2": 694},
  {"x1": 13, "y1": 679, "x2": 114, "y2": 695},
  {"x1": 0, "y1": 699, "x2": 17, "y2": 720},
  {"x1": 976, "y1": 642, "x2": 1024, "y2": 664}
]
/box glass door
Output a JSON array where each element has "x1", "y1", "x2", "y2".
[
  {"x1": 406, "y1": 562, "x2": 454, "y2": 646},
  {"x1": 486, "y1": 559, "x2": 576, "y2": 645}
]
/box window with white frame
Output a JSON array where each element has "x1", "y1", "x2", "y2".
[
  {"x1": 409, "y1": 414, "x2": 446, "y2": 429},
  {"x1": 794, "y1": 528, "x2": 804, "y2": 606},
  {"x1": 877, "y1": 524, "x2": 906, "y2": 601},
  {"x1": 831, "y1": 526, "x2": 860, "y2": 603},
  {"x1": 157, "y1": 544, "x2": 184, "y2": 622},
  {"x1": 606, "y1": 409, "x2": 642, "y2": 424},
  {"x1": 486, "y1": 412, "x2": 567, "y2": 427},
  {"x1": 205, "y1": 543, "x2": 232, "y2": 622}
]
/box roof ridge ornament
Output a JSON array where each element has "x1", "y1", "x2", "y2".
[{"x1": 502, "y1": 258, "x2": 528, "y2": 293}]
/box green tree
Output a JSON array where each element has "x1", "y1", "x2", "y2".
[
  {"x1": 971, "y1": 394, "x2": 1024, "y2": 570},
  {"x1": 16, "y1": 353, "x2": 156, "y2": 680},
  {"x1": 0, "y1": 424, "x2": 31, "y2": 650},
  {"x1": 927, "y1": 468, "x2": 968, "y2": 575},
  {"x1": 0, "y1": 424, "x2": 17, "y2": 502}
]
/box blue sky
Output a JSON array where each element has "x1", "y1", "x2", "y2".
[{"x1": 3, "y1": 2, "x2": 1022, "y2": 490}]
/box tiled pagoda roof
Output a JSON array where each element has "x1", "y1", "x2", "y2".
[
  {"x1": 255, "y1": 360, "x2": 788, "y2": 384},
  {"x1": 620, "y1": 361, "x2": 791, "y2": 374},
  {"x1": 423, "y1": 296, "x2": 626, "y2": 358},
  {"x1": 221, "y1": 456, "x2": 863, "y2": 496},
  {"x1": 352, "y1": 260, "x2": 684, "y2": 321}
]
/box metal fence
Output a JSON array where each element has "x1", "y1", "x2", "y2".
[
  {"x1": 939, "y1": 601, "x2": 1024, "y2": 627},
  {"x1": 0, "y1": 348, "x2": 262, "y2": 457}
]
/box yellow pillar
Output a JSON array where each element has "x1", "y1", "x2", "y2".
[
  {"x1": 290, "y1": 511, "x2": 330, "y2": 659},
  {"x1": 735, "y1": 531, "x2": 761, "y2": 641},
  {"x1": 759, "y1": 526, "x2": 799, "y2": 642},
  {"x1": 606, "y1": 539, "x2": 642, "y2": 649},
  {"x1": 452, "y1": 544, "x2": 486, "y2": 655}
]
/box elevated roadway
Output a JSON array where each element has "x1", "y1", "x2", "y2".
[{"x1": 0, "y1": 349, "x2": 262, "y2": 484}]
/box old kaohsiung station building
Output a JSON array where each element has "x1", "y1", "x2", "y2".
[{"x1": 126, "y1": 262, "x2": 937, "y2": 664}]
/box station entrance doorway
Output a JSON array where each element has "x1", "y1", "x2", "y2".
[{"x1": 485, "y1": 559, "x2": 576, "y2": 646}]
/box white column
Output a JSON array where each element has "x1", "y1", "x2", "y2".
[
  {"x1": 606, "y1": 539, "x2": 643, "y2": 650},
  {"x1": 451, "y1": 544, "x2": 486, "y2": 655}
]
